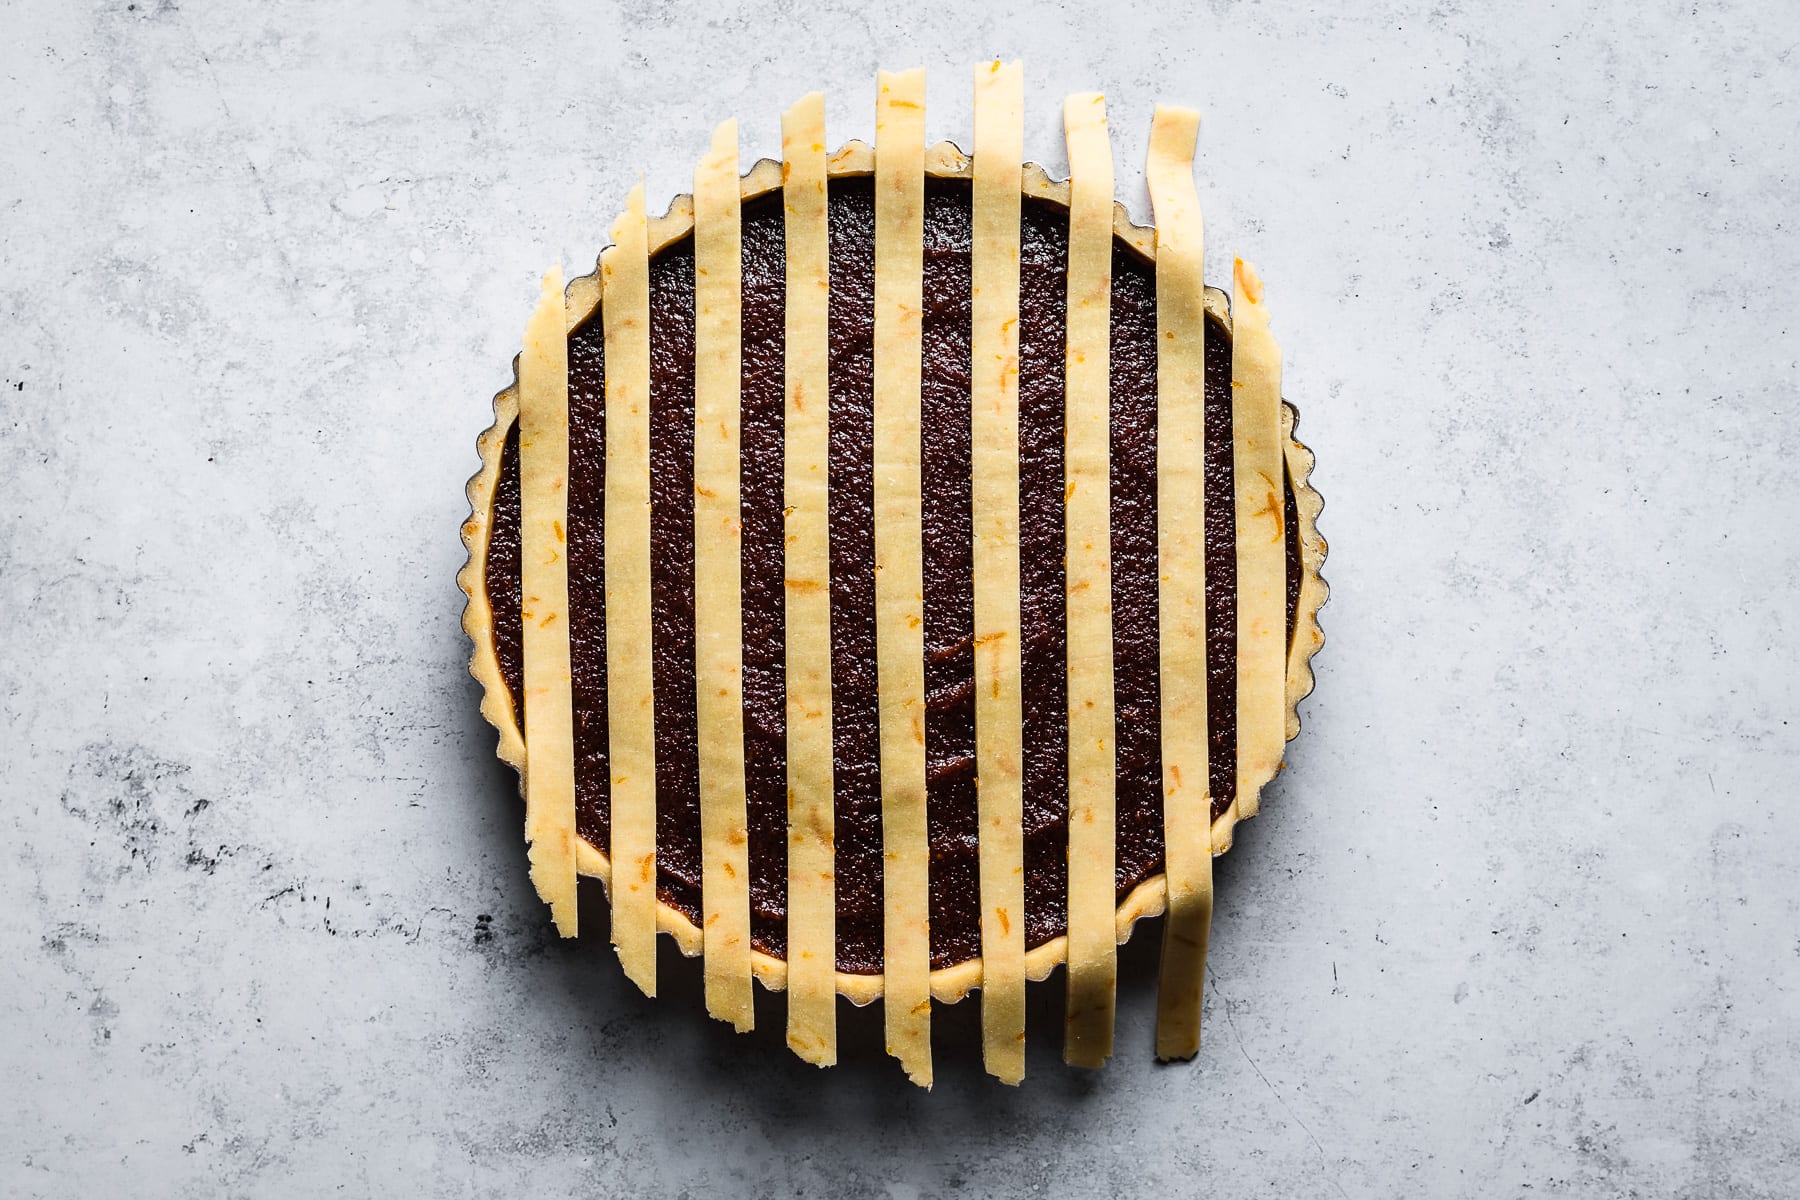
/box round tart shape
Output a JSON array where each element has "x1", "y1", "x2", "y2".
[{"x1": 459, "y1": 141, "x2": 1327, "y2": 1008}]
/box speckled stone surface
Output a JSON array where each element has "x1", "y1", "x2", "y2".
[{"x1": 4, "y1": 2, "x2": 1798, "y2": 1196}]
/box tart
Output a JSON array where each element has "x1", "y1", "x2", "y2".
[{"x1": 459, "y1": 65, "x2": 1327, "y2": 1086}]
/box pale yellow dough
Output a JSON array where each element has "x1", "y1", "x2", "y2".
[
  {"x1": 518, "y1": 266, "x2": 579, "y2": 939},
  {"x1": 602, "y1": 185, "x2": 658, "y2": 996},
  {"x1": 780, "y1": 91, "x2": 838, "y2": 1067},
  {"x1": 1061, "y1": 91, "x2": 1119, "y2": 1070},
  {"x1": 970, "y1": 58, "x2": 1028, "y2": 1087},
  {"x1": 693, "y1": 118, "x2": 755, "y2": 1033},
  {"x1": 1147, "y1": 104, "x2": 1213, "y2": 1063},
  {"x1": 873, "y1": 67, "x2": 933, "y2": 1089},
  {"x1": 1232, "y1": 258, "x2": 1286, "y2": 821}
]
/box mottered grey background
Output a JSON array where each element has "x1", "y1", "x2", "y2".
[{"x1": 3, "y1": 1, "x2": 1796, "y2": 1196}]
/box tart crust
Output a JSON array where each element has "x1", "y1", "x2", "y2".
[{"x1": 457, "y1": 140, "x2": 1330, "y2": 1008}]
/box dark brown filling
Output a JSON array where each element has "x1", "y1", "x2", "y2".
[{"x1": 482, "y1": 176, "x2": 1301, "y2": 974}]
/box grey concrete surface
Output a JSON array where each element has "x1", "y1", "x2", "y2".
[{"x1": 3, "y1": 1, "x2": 1797, "y2": 1196}]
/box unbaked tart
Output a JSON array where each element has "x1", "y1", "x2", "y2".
[{"x1": 460, "y1": 64, "x2": 1326, "y2": 1086}]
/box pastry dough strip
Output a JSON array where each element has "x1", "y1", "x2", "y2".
[
  {"x1": 603, "y1": 184, "x2": 658, "y2": 996},
  {"x1": 693, "y1": 118, "x2": 754, "y2": 1032},
  {"x1": 1061, "y1": 91, "x2": 1118, "y2": 1069},
  {"x1": 873, "y1": 67, "x2": 933, "y2": 1088},
  {"x1": 780, "y1": 92, "x2": 838, "y2": 1066},
  {"x1": 518, "y1": 266, "x2": 579, "y2": 939},
  {"x1": 1231, "y1": 258, "x2": 1285, "y2": 820},
  {"x1": 1147, "y1": 105, "x2": 1213, "y2": 1062},
  {"x1": 970, "y1": 59, "x2": 1027, "y2": 1087}
]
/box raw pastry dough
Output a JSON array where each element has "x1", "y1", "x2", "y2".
[
  {"x1": 873, "y1": 67, "x2": 933, "y2": 1089},
  {"x1": 1061, "y1": 91, "x2": 1119, "y2": 1070},
  {"x1": 602, "y1": 185, "x2": 658, "y2": 996},
  {"x1": 780, "y1": 92, "x2": 838, "y2": 1066},
  {"x1": 1232, "y1": 258, "x2": 1285, "y2": 820},
  {"x1": 693, "y1": 118, "x2": 754, "y2": 1032},
  {"x1": 518, "y1": 267, "x2": 579, "y2": 939},
  {"x1": 970, "y1": 58, "x2": 1028, "y2": 1087},
  {"x1": 1146, "y1": 104, "x2": 1212, "y2": 1062}
]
